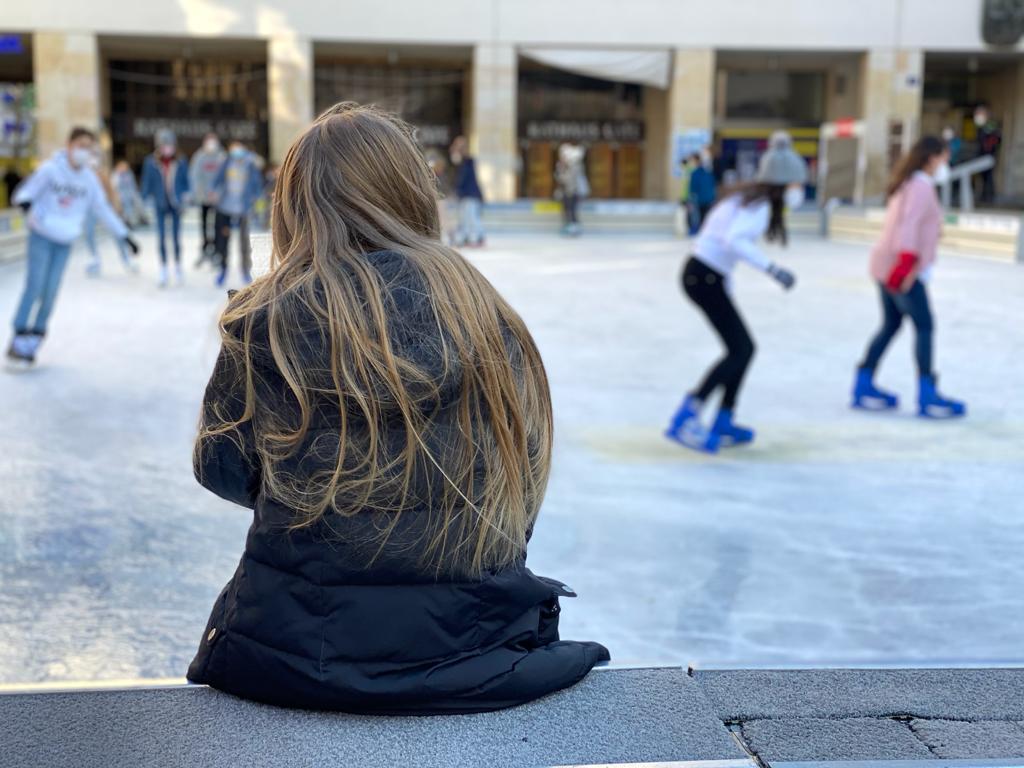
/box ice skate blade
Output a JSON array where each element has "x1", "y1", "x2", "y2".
[
  {"x1": 664, "y1": 428, "x2": 719, "y2": 455},
  {"x1": 918, "y1": 405, "x2": 967, "y2": 419},
  {"x1": 851, "y1": 397, "x2": 899, "y2": 412},
  {"x1": 4, "y1": 358, "x2": 34, "y2": 373},
  {"x1": 719, "y1": 435, "x2": 755, "y2": 448}
]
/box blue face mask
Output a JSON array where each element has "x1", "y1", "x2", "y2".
[{"x1": 230, "y1": 147, "x2": 246, "y2": 159}]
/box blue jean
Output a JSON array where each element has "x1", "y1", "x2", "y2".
[
  {"x1": 83, "y1": 212, "x2": 98, "y2": 259},
  {"x1": 155, "y1": 207, "x2": 182, "y2": 265},
  {"x1": 13, "y1": 230, "x2": 72, "y2": 334},
  {"x1": 860, "y1": 280, "x2": 934, "y2": 378},
  {"x1": 456, "y1": 198, "x2": 484, "y2": 244}
]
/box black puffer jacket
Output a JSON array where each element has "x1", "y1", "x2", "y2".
[{"x1": 187, "y1": 250, "x2": 609, "y2": 713}]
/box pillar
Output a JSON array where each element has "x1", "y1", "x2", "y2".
[
  {"x1": 861, "y1": 48, "x2": 924, "y2": 201},
  {"x1": 664, "y1": 48, "x2": 715, "y2": 202},
  {"x1": 268, "y1": 34, "x2": 314, "y2": 163},
  {"x1": 469, "y1": 43, "x2": 517, "y2": 202},
  {"x1": 33, "y1": 32, "x2": 101, "y2": 158}
]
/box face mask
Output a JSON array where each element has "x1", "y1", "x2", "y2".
[
  {"x1": 70, "y1": 147, "x2": 92, "y2": 168},
  {"x1": 230, "y1": 147, "x2": 245, "y2": 158},
  {"x1": 204, "y1": 139, "x2": 219, "y2": 152},
  {"x1": 784, "y1": 186, "x2": 805, "y2": 210},
  {"x1": 975, "y1": 113, "x2": 987, "y2": 127},
  {"x1": 932, "y1": 161, "x2": 951, "y2": 184},
  {"x1": 160, "y1": 145, "x2": 175, "y2": 157},
  {"x1": 942, "y1": 129, "x2": 954, "y2": 142}
]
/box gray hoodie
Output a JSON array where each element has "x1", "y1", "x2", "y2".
[{"x1": 189, "y1": 146, "x2": 227, "y2": 205}]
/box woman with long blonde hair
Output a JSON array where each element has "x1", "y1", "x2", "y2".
[{"x1": 186, "y1": 103, "x2": 608, "y2": 713}]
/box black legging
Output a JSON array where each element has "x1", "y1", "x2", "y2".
[
  {"x1": 200, "y1": 204, "x2": 216, "y2": 254},
  {"x1": 682, "y1": 256, "x2": 756, "y2": 410},
  {"x1": 860, "y1": 280, "x2": 933, "y2": 377}
]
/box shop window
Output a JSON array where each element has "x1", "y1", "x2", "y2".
[
  {"x1": 723, "y1": 70, "x2": 825, "y2": 124},
  {"x1": 313, "y1": 62, "x2": 465, "y2": 150},
  {"x1": 107, "y1": 58, "x2": 269, "y2": 167}
]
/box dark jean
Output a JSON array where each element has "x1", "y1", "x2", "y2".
[
  {"x1": 155, "y1": 207, "x2": 182, "y2": 265},
  {"x1": 682, "y1": 256, "x2": 756, "y2": 410},
  {"x1": 213, "y1": 211, "x2": 252, "y2": 274},
  {"x1": 860, "y1": 280, "x2": 934, "y2": 377},
  {"x1": 13, "y1": 230, "x2": 72, "y2": 334}
]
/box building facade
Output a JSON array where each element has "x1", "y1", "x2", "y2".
[{"x1": 1, "y1": 0, "x2": 1023, "y2": 204}]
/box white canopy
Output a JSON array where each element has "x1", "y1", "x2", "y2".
[{"x1": 519, "y1": 47, "x2": 671, "y2": 89}]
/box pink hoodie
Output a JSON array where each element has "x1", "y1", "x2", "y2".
[{"x1": 869, "y1": 171, "x2": 942, "y2": 283}]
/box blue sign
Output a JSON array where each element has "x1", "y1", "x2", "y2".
[{"x1": 0, "y1": 36, "x2": 24, "y2": 55}]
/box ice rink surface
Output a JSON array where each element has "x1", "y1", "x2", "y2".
[{"x1": 1, "y1": 224, "x2": 1022, "y2": 683}]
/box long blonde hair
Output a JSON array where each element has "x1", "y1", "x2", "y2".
[{"x1": 196, "y1": 103, "x2": 552, "y2": 577}]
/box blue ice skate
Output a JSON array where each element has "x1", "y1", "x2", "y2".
[
  {"x1": 851, "y1": 367, "x2": 899, "y2": 411},
  {"x1": 665, "y1": 395, "x2": 714, "y2": 452},
  {"x1": 918, "y1": 374, "x2": 966, "y2": 419},
  {"x1": 710, "y1": 409, "x2": 755, "y2": 448}
]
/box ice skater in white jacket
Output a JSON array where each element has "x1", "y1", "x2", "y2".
[{"x1": 7, "y1": 126, "x2": 139, "y2": 368}]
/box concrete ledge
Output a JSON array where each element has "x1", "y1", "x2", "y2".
[
  {"x1": 1, "y1": 667, "x2": 745, "y2": 768},
  {"x1": 692, "y1": 668, "x2": 1024, "y2": 721},
  {"x1": 741, "y1": 717, "x2": 934, "y2": 761},
  {"x1": 8, "y1": 666, "x2": 1024, "y2": 766}
]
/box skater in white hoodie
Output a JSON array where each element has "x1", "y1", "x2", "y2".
[{"x1": 7, "y1": 127, "x2": 139, "y2": 368}]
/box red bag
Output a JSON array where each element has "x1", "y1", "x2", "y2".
[{"x1": 885, "y1": 251, "x2": 918, "y2": 292}]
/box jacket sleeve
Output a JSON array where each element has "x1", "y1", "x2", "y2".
[
  {"x1": 178, "y1": 162, "x2": 191, "y2": 200},
  {"x1": 140, "y1": 159, "x2": 155, "y2": 202},
  {"x1": 12, "y1": 163, "x2": 52, "y2": 205},
  {"x1": 725, "y1": 203, "x2": 773, "y2": 271},
  {"x1": 894, "y1": 179, "x2": 931, "y2": 255},
  {"x1": 245, "y1": 162, "x2": 263, "y2": 212},
  {"x1": 194, "y1": 336, "x2": 262, "y2": 509},
  {"x1": 89, "y1": 172, "x2": 129, "y2": 240},
  {"x1": 210, "y1": 163, "x2": 227, "y2": 204}
]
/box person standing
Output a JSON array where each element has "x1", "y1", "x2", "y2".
[
  {"x1": 189, "y1": 132, "x2": 226, "y2": 267},
  {"x1": 210, "y1": 141, "x2": 263, "y2": 287},
  {"x1": 973, "y1": 104, "x2": 1001, "y2": 205},
  {"x1": 688, "y1": 149, "x2": 717, "y2": 234},
  {"x1": 111, "y1": 159, "x2": 145, "y2": 229},
  {"x1": 449, "y1": 135, "x2": 485, "y2": 247},
  {"x1": 676, "y1": 154, "x2": 696, "y2": 236},
  {"x1": 6, "y1": 127, "x2": 138, "y2": 368},
  {"x1": 555, "y1": 142, "x2": 589, "y2": 237},
  {"x1": 852, "y1": 136, "x2": 965, "y2": 418},
  {"x1": 141, "y1": 129, "x2": 190, "y2": 287},
  {"x1": 665, "y1": 131, "x2": 805, "y2": 453}
]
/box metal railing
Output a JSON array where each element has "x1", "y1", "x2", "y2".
[{"x1": 937, "y1": 155, "x2": 996, "y2": 212}]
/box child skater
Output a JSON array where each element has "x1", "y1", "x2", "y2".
[
  {"x1": 665, "y1": 131, "x2": 806, "y2": 453},
  {"x1": 187, "y1": 102, "x2": 609, "y2": 713},
  {"x1": 7, "y1": 127, "x2": 138, "y2": 369},
  {"x1": 851, "y1": 135, "x2": 965, "y2": 418}
]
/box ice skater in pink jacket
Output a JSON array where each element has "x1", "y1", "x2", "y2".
[{"x1": 852, "y1": 136, "x2": 965, "y2": 418}]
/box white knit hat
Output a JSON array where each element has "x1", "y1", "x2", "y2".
[{"x1": 757, "y1": 131, "x2": 808, "y2": 185}]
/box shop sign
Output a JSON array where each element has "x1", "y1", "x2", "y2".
[
  {"x1": 0, "y1": 36, "x2": 24, "y2": 55},
  {"x1": 523, "y1": 120, "x2": 644, "y2": 143},
  {"x1": 982, "y1": 0, "x2": 1024, "y2": 45},
  {"x1": 131, "y1": 117, "x2": 260, "y2": 143}
]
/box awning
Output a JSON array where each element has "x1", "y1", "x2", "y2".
[{"x1": 519, "y1": 47, "x2": 671, "y2": 89}]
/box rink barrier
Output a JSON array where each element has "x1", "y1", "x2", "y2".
[
  {"x1": 0, "y1": 207, "x2": 27, "y2": 263},
  {"x1": 828, "y1": 205, "x2": 1022, "y2": 262}
]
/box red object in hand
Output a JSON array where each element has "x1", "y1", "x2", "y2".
[{"x1": 885, "y1": 251, "x2": 918, "y2": 292}]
